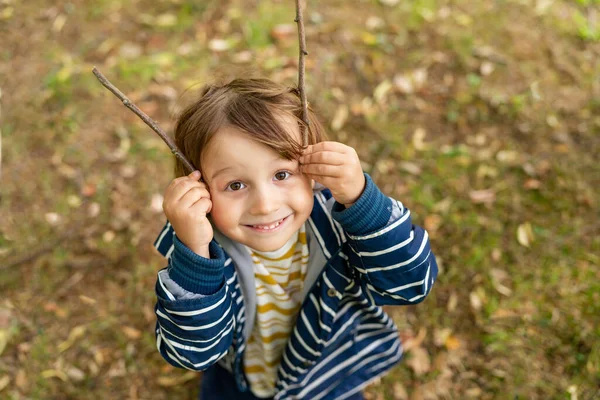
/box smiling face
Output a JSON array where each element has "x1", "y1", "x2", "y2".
[{"x1": 201, "y1": 122, "x2": 314, "y2": 252}]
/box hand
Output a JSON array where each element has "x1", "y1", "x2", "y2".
[
  {"x1": 162, "y1": 170, "x2": 213, "y2": 257},
  {"x1": 299, "y1": 141, "x2": 366, "y2": 207}
]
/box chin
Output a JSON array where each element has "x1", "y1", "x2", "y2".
[{"x1": 245, "y1": 236, "x2": 290, "y2": 252}]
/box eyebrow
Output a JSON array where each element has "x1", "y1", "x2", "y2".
[{"x1": 210, "y1": 166, "x2": 235, "y2": 180}]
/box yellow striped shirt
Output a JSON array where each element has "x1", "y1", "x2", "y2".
[{"x1": 243, "y1": 224, "x2": 309, "y2": 397}]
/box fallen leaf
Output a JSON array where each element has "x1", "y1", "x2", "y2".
[
  {"x1": 66, "y1": 367, "x2": 85, "y2": 382},
  {"x1": 88, "y1": 202, "x2": 100, "y2": 218},
  {"x1": 517, "y1": 223, "x2": 534, "y2": 247},
  {"x1": 469, "y1": 189, "x2": 496, "y2": 204},
  {"x1": 393, "y1": 75, "x2": 413, "y2": 94},
  {"x1": 466, "y1": 387, "x2": 483, "y2": 397},
  {"x1": 208, "y1": 38, "x2": 231, "y2": 52},
  {"x1": 0, "y1": 375, "x2": 9, "y2": 392},
  {"x1": 330, "y1": 105, "x2": 349, "y2": 132},
  {"x1": 445, "y1": 335, "x2": 461, "y2": 350},
  {"x1": 491, "y1": 248, "x2": 502, "y2": 262},
  {"x1": 393, "y1": 382, "x2": 408, "y2": 400},
  {"x1": 122, "y1": 326, "x2": 142, "y2": 340},
  {"x1": 401, "y1": 327, "x2": 427, "y2": 352},
  {"x1": 434, "y1": 328, "x2": 452, "y2": 347},
  {"x1": 81, "y1": 183, "x2": 97, "y2": 197},
  {"x1": 0, "y1": 330, "x2": 7, "y2": 356},
  {"x1": 119, "y1": 42, "x2": 143, "y2": 59},
  {"x1": 67, "y1": 195, "x2": 82, "y2": 208},
  {"x1": 490, "y1": 268, "x2": 513, "y2": 296},
  {"x1": 45, "y1": 213, "x2": 62, "y2": 226},
  {"x1": 52, "y1": 14, "x2": 67, "y2": 32},
  {"x1": 496, "y1": 150, "x2": 519, "y2": 164},
  {"x1": 15, "y1": 369, "x2": 27, "y2": 389},
  {"x1": 412, "y1": 128, "x2": 428, "y2": 151},
  {"x1": 373, "y1": 80, "x2": 393, "y2": 104},
  {"x1": 424, "y1": 214, "x2": 442, "y2": 235},
  {"x1": 1, "y1": 7, "x2": 14, "y2": 20},
  {"x1": 103, "y1": 231, "x2": 115, "y2": 243},
  {"x1": 491, "y1": 309, "x2": 519, "y2": 319},
  {"x1": 406, "y1": 347, "x2": 431, "y2": 376},
  {"x1": 41, "y1": 370, "x2": 68, "y2": 381},
  {"x1": 157, "y1": 371, "x2": 198, "y2": 387},
  {"x1": 399, "y1": 161, "x2": 421, "y2": 175},
  {"x1": 361, "y1": 32, "x2": 378, "y2": 46},
  {"x1": 480, "y1": 61, "x2": 495, "y2": 76},
  {"x1": 270, "y1": 24, "x2": 295, "y2": 40},
  {"x1": 155, "y1": 13, "x2": 177, "y2": 27},
  {"x1": 469, "y1": 291, "x2": 482, "y2": 311},
  {"x1": 447, "y1": 292, "x2": 458, "y2": 312},
  {"x1": 366, "y1": 16, "x2": 385, "y2": 31},
  {"x1": 58, "y1": 325, "x2": 87, "y2": 353},
  {"x1": 524, "y1": 179, "x2": 541, "y2": 190},
  {"x1": 79, "y1": 295, "x2": 96, "y2": 305},
  {"x1": 108, "y1": 359, "x2": 126, "y2": 378},
  {"x1": 232, "y1": 50, "x2": 253, "y2": 63},
  {"x1": 433, "y1": 197, "x2": 453, "y2": 215}
]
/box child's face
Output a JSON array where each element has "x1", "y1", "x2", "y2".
[{"x1": 201, "y1": 120, "x2": 314, "y2": 252}]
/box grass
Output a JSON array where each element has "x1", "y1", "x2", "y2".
[{"x1": 1, "y1": 0, "x2": 599, "y2": 399}]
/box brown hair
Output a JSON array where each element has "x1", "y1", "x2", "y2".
[{"x1": 173, "y1": 78, "x2": 327, "y2": 178}]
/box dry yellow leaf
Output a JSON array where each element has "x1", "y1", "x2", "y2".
[
  {"x1": 157, "y1": 371, "x2": 198, "y2": 387},
  {"x1": 41, "y1": 369, "x2": 68, "y2": 381},
  {"x1": 122, "y1": 326, "x2": 142, "y2": 340},
  {"x1": 330, "y1": 105, "x2": 349, "y2": 131},
  {"x1": 0, "y1": 330, "x2": 8, "y2": 356},
  {"x1": 445, "y1": 335, "x2": 461, "y2": 350},
  {"x1": 517, "y1": 223, "x2": 534, "y2": 247},
  {"x1": 79, "y1": 295, "x2": 97, "y2": 305},
  {"x1": 0, "y1": 375, "x2": 9, "y2": 392},
  {"x1": 58, "y1": 325, "x2": 87, "y2": 353}
]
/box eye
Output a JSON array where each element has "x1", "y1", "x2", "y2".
[
  {"x1": 227, "y1": 181, "x2": 245, "y2": 191},
  {"x1": 274, "y1": 171, "x2": 291, "y2": 181}
]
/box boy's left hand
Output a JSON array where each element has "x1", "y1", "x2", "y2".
[{"x1": 299, "y1": 141, "x2": 366, "y2": 207}]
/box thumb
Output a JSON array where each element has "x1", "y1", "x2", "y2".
[{"x1": 189, "y1": 170, "x2": 201, "y2": 180}]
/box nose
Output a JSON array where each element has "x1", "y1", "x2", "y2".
[{"x1": 249, "y1": 184, "x2": 280, "y2": 216}]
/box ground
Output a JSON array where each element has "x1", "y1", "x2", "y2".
[{"x1": 0, "y1": 0, "x2": 599, "y2": 399}]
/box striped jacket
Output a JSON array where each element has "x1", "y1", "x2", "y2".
[{"x1": 153, "y1": 174, "x2": 438, "y2": 399}]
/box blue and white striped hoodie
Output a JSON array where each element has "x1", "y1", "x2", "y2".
[{"x1": 153, "y1": 174, "x2": 438, "y2": 399}]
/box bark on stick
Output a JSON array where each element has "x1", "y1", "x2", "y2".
[{"x1": 92, "y1": 67, "x2": 197, "y2": 174}]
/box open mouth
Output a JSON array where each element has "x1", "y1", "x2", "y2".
[{"x1": 245, "y1": 215, "x2": 291, "y2": 233}]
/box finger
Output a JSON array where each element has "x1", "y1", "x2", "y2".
[
  {"x1": 179, "y1": 186, "x2": 210, "y2": 209},
  {"x1": 303, "y1": 141, "x2": 350, "y2": 155},
  {"x1": 190, "y1": 197, "x2": 212, "y2": 215},
  {"x1": 302, "y1": 173, "x2": 336, "y2": 189},
  {"x1": 300, "y1": 151, "x2": 346, "y2": 166},
  {"x1": 169, "y1": 180, "x2": 208, "y2": 202},
  {"x1": 300, "y1": 163, "x2": 342, "y2": 177}
]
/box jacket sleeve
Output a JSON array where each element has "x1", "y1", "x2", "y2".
[
  {"x1": 152, "y1": 222, "x2": 235, "y2": 371},
  {"x1": 331, "y1": 174, "x2": 438, "y2": 306}
]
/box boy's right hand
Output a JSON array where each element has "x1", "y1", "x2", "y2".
[{"x1": 162, "y1": 170, "x2": 213, "y2": 258}]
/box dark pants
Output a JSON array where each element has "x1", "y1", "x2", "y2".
[{"x1": 199, "y1": 363, "x2": 364, "y2": 400}]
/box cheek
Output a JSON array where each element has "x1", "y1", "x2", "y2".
[
  {"x1": 291, "y1": 178, "x2": 314, "y2": 214},
  {"x1": 209, "y1": 195, "x2": 240, "y2": 230}
]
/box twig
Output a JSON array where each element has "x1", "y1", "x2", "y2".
[
  {"x1": 2, "y1": 229, "x2": 77, "y2": 270},
  {"x1": 294, "y1": 0, "x2": 310, "y2": 147},
  {"x1": 92, "y1": 67, "x2": 197, "y2": 174}
]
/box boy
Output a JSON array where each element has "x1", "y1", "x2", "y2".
[{"x1": 153, "y1": 78, "x2": 437, "y2": 399}]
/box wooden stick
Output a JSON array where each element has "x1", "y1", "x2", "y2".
[
  {"x1": 92, "y1": 67, "x2": 197, "y2": 174},
  {"x1": 294, "y1": 0, "x2": 310, "y2": 147}
]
